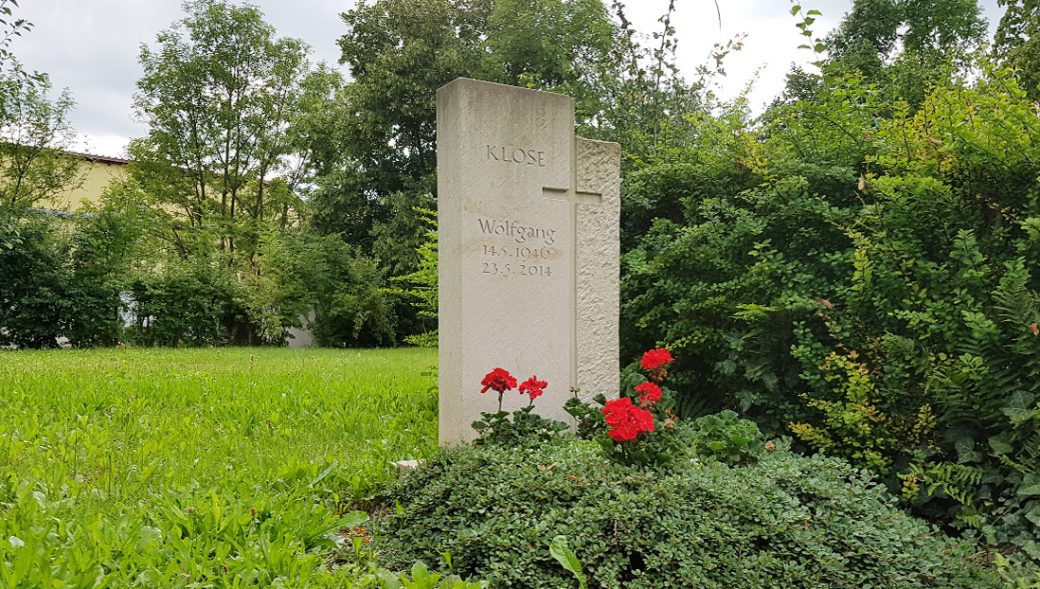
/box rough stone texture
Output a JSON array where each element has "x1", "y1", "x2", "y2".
[
  {"x1": 575, "y1": 138, "x2": 621, "y2": 404},
  {"x1": 437, "y1": 78, "x2": 620, "y2": 445}
]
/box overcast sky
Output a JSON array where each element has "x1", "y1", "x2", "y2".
[{"x1": 13, "y1": 0, "x2": 1004, "y2": 157}]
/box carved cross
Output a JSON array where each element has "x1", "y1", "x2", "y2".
[{"x1": 540, "y1": 172, "x2": 603, "y2": 385}]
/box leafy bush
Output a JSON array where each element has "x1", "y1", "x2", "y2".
[
  {"x1": 389, "y1": 206, "x2": 438, "y2": 347},
  {"x1": 379, "y1": 441, "x2": 1000, "y2": 588},
  {"x1": 251, "y1": 229, "x2": 399, "y2": 348},
  {"x1": 372, "y1": 562, "x2": 486, "y2": 589},
  {"x1": 688, "y1": 409, "x2": 764, "y2": 465},
  {"x1": 619, "y1": 63, "x2": 1040, "y2": 565},
  {"x1": 0, "y1": 209, "x2": 131, "y2": 348},
  {"x1": 0, "y1": 210, "x2": 71, "y2": 347},
  {"x1": 126, "y1": 258, "x2": 245, "y2": 346}
]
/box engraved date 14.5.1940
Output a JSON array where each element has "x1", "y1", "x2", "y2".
[{"x1": 480, "y1": 244, "x2": 554, "y2": 277}]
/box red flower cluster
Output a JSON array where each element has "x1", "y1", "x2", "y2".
[
  {"x1": 634, "y1": 382, "x2": 662, "y2": 407},
  {"x1": 481, "y1": 368, "x2": 517, "y2": 394},
  {"x1": 641, "y1": 348, "x2": 674, "y2": 371},
  {"x1": 601, "y1": 397, "x2": 655, "y2": 442},
  {"x1": 519, "y1": 375, "x2": 547, "y2": 401}
]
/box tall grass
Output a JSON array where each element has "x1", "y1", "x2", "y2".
[{"x1": 0, "y1": 348, "x2": 438, "y2": 587}]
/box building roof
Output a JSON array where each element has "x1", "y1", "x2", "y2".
[{"x1": 66, "y1": 150, "x2": 131, "y2": 166}]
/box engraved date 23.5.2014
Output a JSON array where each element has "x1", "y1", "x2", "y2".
[{"x1": 480, "y1": 245, "x2": 554, "y2": 277}]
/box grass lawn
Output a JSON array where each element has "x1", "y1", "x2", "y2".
[{"x1": 0, "y1": 347, "x2": 438, "y2": 587}]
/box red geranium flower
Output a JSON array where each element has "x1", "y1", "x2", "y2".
[
  {"x1": 601, "y1": 397, "x2": 655, "y2": 442},
  {"x1": 634, "y1": 382, "x2": 662, "y2": 407},
  {"x1": 519, "y1": 375, "x2": 547, "y2": 401},
  {"x1": 481, "y1": 368, "x2": 517, "y2": 394},
  {"x1": 641, "y1": 348, "x2": 674, "y2": 371}
]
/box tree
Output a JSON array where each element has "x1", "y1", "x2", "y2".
[
  {"x1": 330, "y1": 0, "x2": 619, "y2": 200},
  {"x1": 122, "y1": 0, "x2": 380, "y2": 346},
  {"x1": 995, "y1": 0, "x2": 1040, "y2": 99},
  {"x1": 828, "y1": 0, "x2": 986, "y2": 64},
  {"x1": 0, "y1": 0, "x2": 81, "y2": 211},
  {"x1": 130, "y1": 0, "x2": 316, "y2": 259},
  {"x1": 791, "y1": 0, "x2": 988, "y2": 107},
  {"x1": 0, "y1": 0, "x2": 43, "y2": 116},
  {"x1": 0, "y1": 78, "x2": 80, "y2": 208}
]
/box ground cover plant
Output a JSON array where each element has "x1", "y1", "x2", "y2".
[
  {"x1": 0, "y1": 347, "x2": 440, "y2": 587},
  {"x1": 381, "y1": 433, "x2": 1001, "y2": 588},
  {"x1": 376, "y1": 354, "x2": 1002, "y2": 588}
]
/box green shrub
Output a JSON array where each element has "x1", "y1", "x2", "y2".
[
  {"x1": 619, "y1": 62, "x2": 1040, "y2": 563},
  {"x1": 0, "y1": 209, "x2": 129, "y2": 348},
  {"x1": 0, "y1": 210, "x2": 71, "y2": 347},
  {"x1": 688, "y1": 409, "x2": 764, "y2": 465},
  {"x1": 379, "y1": 441, "x2": 1000, "y2": 589},
  {"x1": 250, "y1": 229, "x2": 399, "y2": 348},
  {"x1": 126, "y1": 259, "x2": 244, "y2": 346},
  {"x1": 372, "y1": 562, "x2": 486, "y2": 589}
]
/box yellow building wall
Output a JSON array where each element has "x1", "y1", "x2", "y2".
[{"x1": 40, "y1": 156, "x2": 129, "y2": 211}]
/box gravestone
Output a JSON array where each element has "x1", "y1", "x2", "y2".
[{"x1": 437, "y1": 78, "x2": 621, "y2": 445}]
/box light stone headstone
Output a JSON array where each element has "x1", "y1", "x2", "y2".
[{"x1": 437, "y1": 78, "x2": 620, "y2": 445}]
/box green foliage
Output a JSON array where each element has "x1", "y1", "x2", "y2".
[
  {"x1": 375, "y1": 561, "x2": 487, "y2": 589},
  {"x1": 620, "y1": 48, "x2": 1040, "y2": 569},
  {"x1": 253, "y1": 229, "x2": 398, "y2": 347},
  {"x1": 380, "y1": 440, "x2": 1000, "y2": 588},
  {"x1": 816, "y1": 0, "x2": 985, "y2": 107},
  {"x1": 125, "y1": 257, "x2": 244, "y2": 346},
  {"x1": 1, "y1": 173, "x2": 397, "y2": 352},
  {"x1": 0, "y1": 1, "x2": 74, "y2": 210},
  {"x1": 472, "y1": 406, "x2": 570, "y2": 447},
  {"x1": 549, "y1": 536, "x2": 588, "y2": 589},
  {"x1": 131, "y1": 0, "x2": 316, "y2": 256},
  {"x1": 62, "y1": 204, "x2": 142, "y2": 346},
  {"x1": 0, "y1": 209, "x2": 134, "y2": 348},
  {"x1": 371, "y1": 193, "x2": 437, "y2": 342},
  {"x1": 564, "y1": 394, "x2": 609, "y2": 440},
  {"x1": 0, "y1": 210, "x2": 69, "y2": 347},
  {"x1": 998, "y1": 551, "x2": 1040, "y2": 588},
  {"x1": 0, "y1": 348, "x2": 439, "y2": 586},
  {"x1": 334, "y1": 0, "x2": 620, "y2": 199},
  {"x1": 995, "y1": 0, "x2": 1040, "y2": 101},
  {"x1": 371, "y1": 193, "x2": 436, "y2": 280},
  {"x1": 308, "y1": 256, "x2": 398, "y2": 348},
  {"x1": 0, "y1": 0, "x2": 33, "y2": 80},
  {"x1": 0, "y1": 76, "x2": 80, "y2": 208},
  {"x1": 121, "y1": 0, "x2": 353, "y2": 347},
  {"x1": 688, "y1": 410, "x2": 764, "y2": 465}
]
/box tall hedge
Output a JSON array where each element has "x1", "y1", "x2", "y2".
[{"x1": 620, "y1": 66, "x2": 1040, "y2": 561}]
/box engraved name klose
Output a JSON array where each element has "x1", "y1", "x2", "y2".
[{"x1": 486, "y1": 144, "x2": 547, "y2": 167}]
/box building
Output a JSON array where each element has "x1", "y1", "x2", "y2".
[{"x1": 41, "y1": 151, "x2": 130, "y2": 211}]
